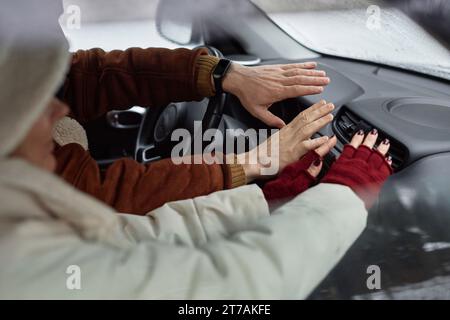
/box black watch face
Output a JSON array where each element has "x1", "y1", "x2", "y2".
[
  {"x1": 213, "y1": 59, "x2": 231, "y2": 92},
  {"x1": 214, "y1": 59, "x2": 231, "y2": 76}
]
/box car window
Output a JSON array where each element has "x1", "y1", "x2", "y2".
[{"x1": 59, "y1": 0, "x2": 194, "y2": 51}]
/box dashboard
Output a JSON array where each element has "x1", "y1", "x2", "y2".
[
  {"x1": 225, "y1": 57, "x2": 450, "y2": 221},
  {"x1": 262, "y1": 57, "x2": 450, "y2": 299}
]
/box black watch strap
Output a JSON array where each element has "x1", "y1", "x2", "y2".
[{"x1": 212, "y1": 58, "x2": 232, "y2": 94}]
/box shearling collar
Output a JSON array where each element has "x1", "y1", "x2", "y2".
[{"x1": 0, "y1": 158, "x2": 120, "y2": 244}]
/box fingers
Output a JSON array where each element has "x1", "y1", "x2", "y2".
[
  {"x1": 280, "y1": 62, "x2": 318, "y2": 70},
  {"x1": 349, "y1": 129, "x2": 392, "y2": 164},
  {"x1": 298, "y1": 100, "x2": 328, "y2": 118},
  {"x1": 283, "y1": 69, "x2": 326, "y2": 77},
  {"x1": 302, "y1": 135, "x2": 329, "y2": 151},
  {"x1": 292, "y1": 100, "x2": 334, "y2": 126},
  {"x1": 306, "y1": 135, "x2": 336, "y2": 177},
  {"x1": 375, "y1": 136, "x2": 392, "y2": 168},
  {"x1": 287, "y1": 135, "x2": 336, "y2": 179},
  {"x1": 307, "y1": 158, "x2": 323, "y2": 178},
  {"x1": 314, "y1": 135, "x2": 337, "y2": 157},
  {"x1": 300, "y1": 113, "x2": 334, "y2": 138},
  {"x1": 304, "y1": 101, "x2": 335, "y2": 124},
  {"x1": 377, "y1": 138, "x2": 390, "y2": 156},
  {"x1": 363, "y1": 129, "x2": 379, "y2": 148},
  {"x1": 256, "y1": 109, "x2": 286, "y2": 129},
  {"x1": 284, "y1": 85, "x2": 324, "y2": 97},
  {"x1": 283, "y1": 75, "x2": 330, "y2": 86},
  {"x1": 350, "y1": 129, "x2": 365, "y2": 148},
  {"x1": 386, "y1": 156, "x2": 393, "y2": 166}
]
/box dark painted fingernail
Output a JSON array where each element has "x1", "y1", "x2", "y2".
[
  {"x1": 383, "y1": 138, "x2": 390, "y2": 145},
  {"x1": 357, "y1": 130, "x2": 364, "y2": 136},
  {"x1": 331, "y1": 134, "x2": 336, "y2": 139},
  {"x1": 371, "y1": 128, "x2": 378, "y2": 135},
  {"x1": 386, "y1": 155, "x2": 392, "y2": 162},
  {"x1": 314, "y1": 159, "x2": 322, "y2": 167}
]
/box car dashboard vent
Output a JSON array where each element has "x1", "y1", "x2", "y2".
[{"x1": 333, "y1": 108, "x2": 408, "y2": 170}]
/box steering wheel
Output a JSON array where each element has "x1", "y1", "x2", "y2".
[{"x1": 135, "y1": 46, "x2": 226, "y2": 163}]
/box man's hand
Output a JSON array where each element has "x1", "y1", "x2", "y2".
[
  {"x1": 237, "y1": 100, "x2": 335, "y2": 182},
  {"x1": 222, "y1": 62, "x2": 330, "y2": 128}
]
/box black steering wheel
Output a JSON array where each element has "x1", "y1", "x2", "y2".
[{"x1": 135, "y1": 46, "x2": 226, "y2": 163}]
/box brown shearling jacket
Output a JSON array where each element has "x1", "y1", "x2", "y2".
[{"x1": 55, "y1": 47, "x2": 246, "y2": 215}]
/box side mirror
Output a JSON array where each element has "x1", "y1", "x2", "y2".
[{"x1": 155, "y1": 0, "x2": 202, "y2": 45}]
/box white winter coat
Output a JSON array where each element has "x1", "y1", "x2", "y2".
[
  {"x1": 0, "y1": 158, "x2": 367, "y2": 299},
  {"x1": 0, "y1": 1, "x2": 367, "y2": 299}
]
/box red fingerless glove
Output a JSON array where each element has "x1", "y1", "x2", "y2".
[
  {"x1": 263, "y1": 151, "x2": 321, "y2": 200},
  {"x1": 322, "y1": 145, "x2": 393, "y2": 209}
]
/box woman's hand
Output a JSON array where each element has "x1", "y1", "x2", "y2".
[
  {"x1": 223, "y1": 62, "x2": 330, "y2": 128},
  {"x1": 322, "y1": 129, "x2": 393, "y2": 209},
  {"x1": 237, "y1": 100, "x2": 335, "y2": 182},
  {"x1": 263, "y1": 136, "x2": 337, "y2": 200}
]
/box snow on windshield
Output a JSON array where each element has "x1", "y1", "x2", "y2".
[{"x1": 252, "y1": 0, "x2": 450, "y2": 80}]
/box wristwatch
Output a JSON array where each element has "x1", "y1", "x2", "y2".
[{"x1": 212, "y1": 58, "x2": 232, "y2": 94}]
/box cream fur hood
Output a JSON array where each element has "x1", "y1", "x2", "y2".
[
  {"x1": 0, "y1": 1, "x2": 368, "y2": 299},
  {"x1": 0, "y1": 0, "x2": 70, "y2": 157}
]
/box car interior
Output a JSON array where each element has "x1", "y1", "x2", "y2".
[{"x1": 63, "y1": 0, "x2": 450, "y2": 299}]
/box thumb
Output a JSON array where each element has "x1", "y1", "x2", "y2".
[
  {"x1": 307, "y1": 158, "x2": 323, "y2": 178},
  {"x1": 257, "y1": 109, "x2": 286, "y2": 129}
]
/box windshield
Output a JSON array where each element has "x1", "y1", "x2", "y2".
[{"x1": 251, "y1": 0, "x2": 450, "y2": 81}]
